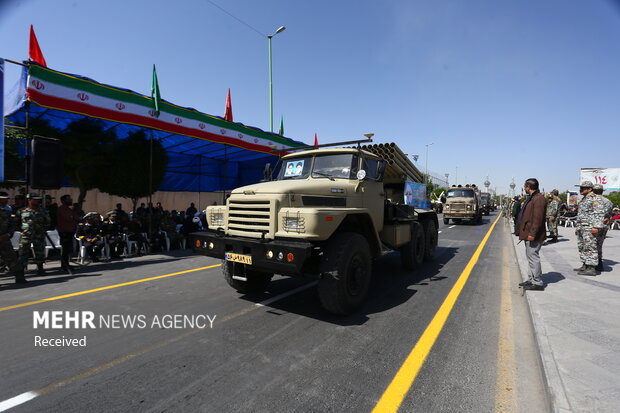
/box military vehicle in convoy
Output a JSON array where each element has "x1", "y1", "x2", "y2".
[
  {"x1": 191, "y1": 140, "x2": 438, "y2": 314},
  {"x1": 480, "y1": 192, "x2": 492, "y2": 216},
  {"x1": 441, "y1": 184, "x2": 483, "y2": 224}
]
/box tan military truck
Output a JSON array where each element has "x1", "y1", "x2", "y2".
[
  {"x1": 191, "y1": 140, "x2": 438, "y2": 314},
  {"x1": 441, "y1": 184, "x2": 483, "y2": 224}
]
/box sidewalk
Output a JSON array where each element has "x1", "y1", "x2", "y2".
[{"x1": 510, "y1": 221, "x2": 620, "y2": 413}]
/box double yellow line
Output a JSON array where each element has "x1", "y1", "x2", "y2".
[
  {"x1": 0, "y1": 264, "x2": 222, "y2": 312},
  {"x1": 373, "y1": 214, "x2": 501, "y2": 412}
]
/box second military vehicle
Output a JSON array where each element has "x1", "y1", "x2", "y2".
[
  {"x1": 191, "y1": 140, "x2": 438, "y2": 315},
  {"x1": 442, "y1": 184, "x2": 483, "y2": 224}
]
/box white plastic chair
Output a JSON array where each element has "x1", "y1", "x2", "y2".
[{"x1": 45, "y1": 230, "x2": 62, "y2": 258}]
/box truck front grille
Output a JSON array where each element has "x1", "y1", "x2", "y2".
[
  {"x1": 227, "y1": 199, "x2": 276, "y2": 239},
  {"x1": 449, "y1": 203, "x2": 467, "y2": 212}
]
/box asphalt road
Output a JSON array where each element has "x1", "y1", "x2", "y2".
[{"x1": 0, "y1": 211, "x2": 548, "y2": 412}]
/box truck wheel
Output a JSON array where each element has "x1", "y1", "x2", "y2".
[
  {"x1": 318, "y1": 232, "x2": 372, "y2": 315},
  {"x1": 443, "y1": 217, "x2": 449, "y2": 225},
  {"x1": 222, "y1": 261, "x2": 273, "y2": 293},
  {"x1": 422, "y1": 220, "x2": 437, "y2": 261},
  {"x1": 400, "y1": 222, "x2": 425, "y2": 270}
]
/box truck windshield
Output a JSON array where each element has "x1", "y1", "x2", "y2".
[
  {"x1": 312, "y1": 154, "x2": 359, "y2": 179},
  {"x1": 447, "y1": 189, "x2": 475, "y2": 198},
  {"x1": 481, "y1": 194, "x2": 490, "y2": 202},
  {"x1": 277, "y1": 153, "x2": 360, "y2": 180}
]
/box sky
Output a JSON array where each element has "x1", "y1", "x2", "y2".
[{"x1": 1, "y1": 0, "x2": 619, "y2": 194}]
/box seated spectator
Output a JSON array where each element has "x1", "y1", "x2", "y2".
[
  {"x1": 76, "y1": 212, "x2": 105, "y2": 262},
  {"x1": 102, "y1": 211, "x2": 125, "y2": 259},
  {"x1": 126, "y1": 215, "x2": 147, "y2": 256},
  {"x1": 160, "y1": 211, "x2": 184, "y2": 249}
]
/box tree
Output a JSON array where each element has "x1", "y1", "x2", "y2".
[
  {"x1": 2, "y1": 119, "x2": 63, "y2": 189},
  {"x1": 58, "y1": 118, "x2": 116, "y2": 208},
  {"x1": 97, "y1": 129, "x2": 168, "y2": 212},
  {"x1": 605, "y1": 191, "x2": 620, "y2": 207}
]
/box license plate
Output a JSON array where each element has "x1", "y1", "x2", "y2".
[{"x1": 225, "y1": 253, "x2": 252, "y2": 265}]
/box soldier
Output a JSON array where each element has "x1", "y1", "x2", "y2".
[
  {"x1": 574, "y1": 181, "x2": 605, "y2": 276},
  {"x1": 102, "y1": 211, "x2": 125, "y2": 259},
  {"x1": 592, "y1": 184, "x2": 613, "y2": 271},
  {"x1": 546, "y1": 189, "x2": 560, "y2": 243},
  {"x1": 76, "y1": 213, "x2": 105, "y2": 262},
  {"x1": 0, "y1": 192, "x2": 27, "y2": 284},
  {"x1": 16, "y1": 193, "x2": 51, "y2": 276}
]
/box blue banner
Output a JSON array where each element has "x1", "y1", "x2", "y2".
[{"x1": 404, "y1": 181, "x2": 430, "y2": 209}]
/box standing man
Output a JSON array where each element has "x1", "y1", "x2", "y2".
[
  {"x1": 16, "y1": 193, "x2": 51, "y2": 276},
  {"x1": 56, "y1": 194, "x2": 80, "y2": 274},
  {"x1": 574, "y1": 181, "x2": 604, "y2": 276},
  {"x1": 592, "y1": 184, "x2": 613, "y2": 272},
  {"x1": 546, "y1": 189, "x2": 560, "y2": 243},
  {"x1": 0, "y1": 192, "x2": 26, "y2": 284},
  {"x1": 511, "y1": 196, "x2": 521, "y2": 236},
  {"x1": 518, "y1": 178, "x2": 547, "y2": 290}
]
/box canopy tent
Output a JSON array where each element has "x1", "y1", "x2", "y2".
[{"x1": 5, "y1": 63, "x2": 308, "y2": 191}]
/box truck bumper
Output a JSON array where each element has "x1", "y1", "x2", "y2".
[{"x1": 189, "y1": 231, "x2": 315, "y2": 276}]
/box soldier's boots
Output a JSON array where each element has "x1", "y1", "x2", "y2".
[
  {"x1": 595, "y1": 260, "x2": 604, "y2": 272},
  {"x1": 577, "y1": 265, "x2": 598, "y2": 276},
  {"x1": 14, "y1": 268, "x2": 27, "y2": 284},
  {"x1": 36, "y1": 264, "x2": 46, "y2": 277},
  {"x1": 573, "y1": 263, "x2": 586, "y2": 271}
]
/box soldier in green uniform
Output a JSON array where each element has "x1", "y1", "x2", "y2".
[
  {"x1": 546, "y1": 189, "x2": 560, "y2": 243},
  {"x1": 16, "y1": 193, "x2": 51, "y2": 276},
  {"x1": 592, "y1": 184, "x2": 613, "y2": 271},
  {"x1": 0, "y1": 192, "x2": 27, "y2": 284}
]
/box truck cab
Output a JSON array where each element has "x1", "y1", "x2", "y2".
[{"x1": 442, "y1": 184, "x2": 483, "y2": 224}]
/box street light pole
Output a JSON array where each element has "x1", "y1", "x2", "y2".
[
  {"x1": 268, "y1": 26, "x2": 286, "y2": 132},
  {"x1": 425, "y1": 142, "x2": 434, "y2": 183}
]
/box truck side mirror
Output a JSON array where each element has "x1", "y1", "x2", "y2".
[
  {"x1": 440, "y1": 196, "x2": 446, "y2": 203},
  {"x1": 377, "y1": 160, "x2": 387, "y2": 181},
  {"x1": 263, "y1": 163, "x2": 273, "y2": 181}
]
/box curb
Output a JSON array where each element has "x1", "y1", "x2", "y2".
[{"x1": 507, "y1": 219, "x2": 573, "y2": 413}]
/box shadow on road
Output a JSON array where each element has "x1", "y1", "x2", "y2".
[
  {"x1": 237, "y1": 246, "x2": 459, "y2": 326},
  {"x1": 542, "y1": 272, "x2": 565, "y2": 284}
]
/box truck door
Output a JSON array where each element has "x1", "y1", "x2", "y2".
[{"x1": 360, "y1": 158, "x2": 386, "y2": 232}]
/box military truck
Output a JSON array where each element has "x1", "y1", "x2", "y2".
[
  {"x1": 191, "y1": 140, "x2": 438, "y2": 315},
  {"x1": 441, "y1": 184, "x2": 483, "y2": 224},
  {"x1": 480, "y1": 192, "x2": 492, "y2": 216}
]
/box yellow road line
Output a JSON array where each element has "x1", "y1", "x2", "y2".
[
  {"x1": 372, "y1": 214, "x2": 502, "y2": 413},
  {"x1": 494, "y1": 245, "x2": 518, "y2": 412},
  {"x1": 0, "y1": 264, "x2": 222, "y2": 312}
]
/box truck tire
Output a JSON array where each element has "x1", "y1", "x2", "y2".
[
  {"x1": 443, "y1": 217, "x2": 449, "y2": 225},
  {"x1": 318, "y1": 232, "x2": 372, "y2": 315},
  {"x1": 400, "y1": 222, "x2": 425, "y2": 271},
  {"x1": 222, "y1": 261, "x2": 273, "y2": 293},
  {"x1": 422, "y1": 220, "x2": 437, "y2": 261}
]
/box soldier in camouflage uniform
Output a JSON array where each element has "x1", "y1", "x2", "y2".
[
  {"x1": 0, "y1": 192, "x2": 27, "y2": 284},
  {"x1": 16, "y1": 193, "x2": 51, "y2": 276},
  {"x1": 546, "y1": 189, "x2": 560, "y2": 242},
  {"x1": 574, "y1": 181, "x2": 605, "y2": 276},
  {"x1": 592, "y1": 184, "x2": 614, "y2": 271}
]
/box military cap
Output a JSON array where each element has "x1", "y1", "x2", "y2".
[
  {"x1": 593, "y1": 184, "x2": 604, "y2": 191},
  {"x1": 106, "y1": 210, "x2": 117, "y2": 216},
  {"x1": 84, "y1": 212, "x2": 99, "y2": 219},
  {"x1": 551, "y1": 189, "x2": 559, "y2": 196},
  {"x1": 0, "y1": 191, "x2": 9, "y2": 199},
  {"x1": 576, "y1": 180, "x2": 594, "y2": 188},
  {"x1": 26, "y1": 192, "x2": 43, "y2": 200}
]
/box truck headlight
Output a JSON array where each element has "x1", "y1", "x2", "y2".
[
  {"x1": 283, "y1": 217, "x2": 305, "y2": 232},
  {"x1": 466, "y1": 205, "x2": 472, "y2": 211},
  {"x1": 210, "y1": 211, "x2": 224, "y2": 226}
]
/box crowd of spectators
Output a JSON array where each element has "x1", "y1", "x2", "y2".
[{"x1": 3, "y1": 194, "x2": 208, "y2": 281}]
